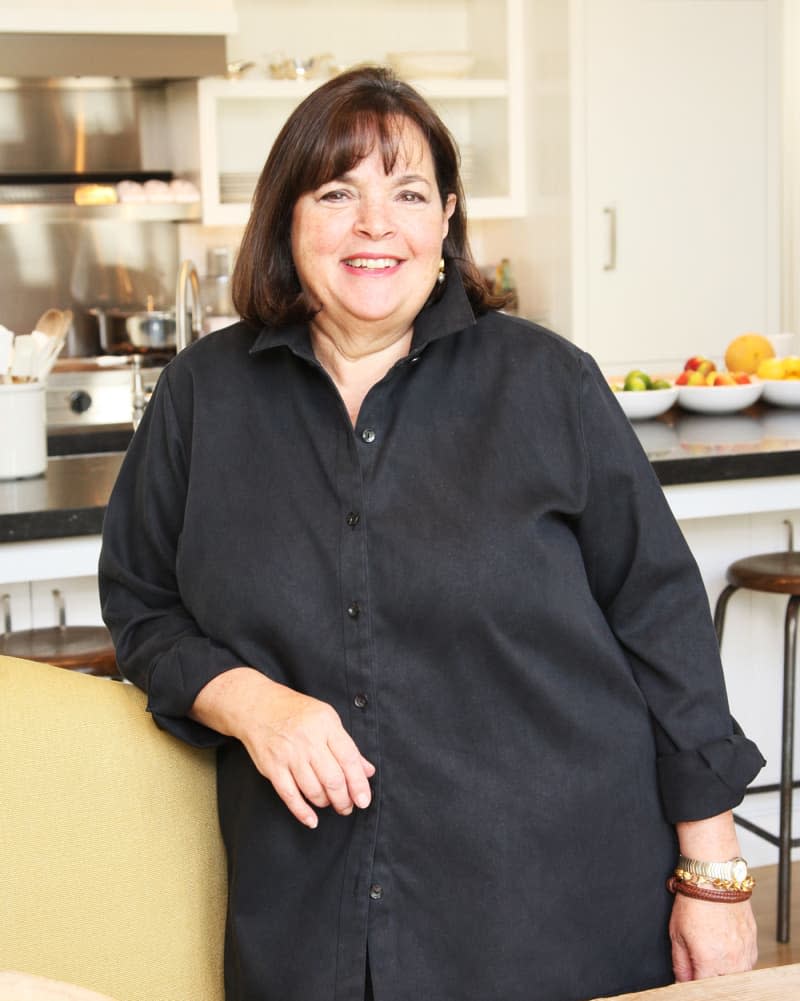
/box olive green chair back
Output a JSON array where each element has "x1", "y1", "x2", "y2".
[{"x1": 0, "y1": 655, "x2": 226, "y2": 1001}]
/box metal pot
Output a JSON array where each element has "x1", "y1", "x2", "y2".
[{"x1": 90, "y1": 307, "x2": 177, "y2": 355}]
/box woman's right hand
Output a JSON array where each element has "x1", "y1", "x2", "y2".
[{"x1": 190, "y1": 667, "x2": 375, "y2": 828}]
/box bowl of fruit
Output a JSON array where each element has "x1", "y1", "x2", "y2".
[
  {"x1": 610, "y1": 370, "x2": 678, "y2": 420},
  {"x1": 757, "y1": 355, "x2": 800, "y2": 407},
  {"x1": 675, "y1": 352, "x2": 762, "y2": 414}
]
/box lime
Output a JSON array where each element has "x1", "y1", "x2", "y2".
[
  {"x1": 651, "y1": 378, "x2": 672, "y2": 390},
  {"x1": 624, "y1": 370, "x2": 651, "y2": 391}
]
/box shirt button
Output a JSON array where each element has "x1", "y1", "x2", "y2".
[
  {"x1": 369, "y1": 884, "x2": 383, "y2": 900},
  {"x1": 360, "y1": 428, "x2": 376, "y2": 444},
  {"x1": 354, "y1": 693, "x2": 369, "y2": 709},
  {"x1": 347, "y1": 602, "x2": 360, "y2": 619},
  {"x1": 346, "y1": 511, "x2": 361, "y2": 528}
]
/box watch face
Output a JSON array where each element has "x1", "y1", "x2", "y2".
[{"x1": 731, "y1": 858, "x2": 748, "y2": 882}]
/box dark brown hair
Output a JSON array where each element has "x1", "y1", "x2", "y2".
[{"x1": 231, "y1": 65, "x2": 503, "y2": 327}]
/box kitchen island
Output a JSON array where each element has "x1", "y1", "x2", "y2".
[{"x1": 5, "y1": 402, "x2": 798, "y2": 545}]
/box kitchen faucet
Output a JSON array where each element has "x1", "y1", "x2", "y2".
[
  {"x1": 175, "y1": 259, "x2": 202, "y2": 352},
  {"x1": 130, "y1": 259, "x2": 201, "y2": 429}
]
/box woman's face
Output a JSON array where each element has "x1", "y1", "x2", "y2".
[{"x1": 291, "y1": 118, "x2": 456, "y2": 341}]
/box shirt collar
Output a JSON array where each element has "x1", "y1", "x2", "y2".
[{"x1": 249, "y1": 267, "x2": 477, "y2": 361}]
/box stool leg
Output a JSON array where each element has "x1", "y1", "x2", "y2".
[
  {"x1": 713, "y1": 585, "x2": 738, "y2": 645},
  {"x1": 52, "y1": 588, "x2": 66, "y2": 629},
  {"x1": 777, "y1": 595, "x2": 800, "y2": 943}
]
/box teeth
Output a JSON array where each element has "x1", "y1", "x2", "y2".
[{"x1": 344, "y1": 258, "x2": 397, "y2": 269}]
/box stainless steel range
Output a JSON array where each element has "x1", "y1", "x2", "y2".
[{"x1": 47, "y1": 357, "x2": 166, "y2": 429}]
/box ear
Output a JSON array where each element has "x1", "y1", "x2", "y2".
[{"x1": 442, "y1": 193, "x2": 457, "y2": 238}]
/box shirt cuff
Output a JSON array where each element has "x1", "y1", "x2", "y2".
[
  {"x1": 144, "y1": 635, "x2": 247, "y2": 749},
  {"x1": 657, "y1": 732, "x2": 766, "y2": 823}
]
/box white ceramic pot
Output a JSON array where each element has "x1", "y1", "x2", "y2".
[{"x1": 0, "y1": 382, "x2": 47, "y2": 479}]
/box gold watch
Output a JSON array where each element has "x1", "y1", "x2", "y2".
[{"x1": 677, "y1": 855, "x2": 749, "y2": 883}]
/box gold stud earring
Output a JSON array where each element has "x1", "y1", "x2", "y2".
[{"x1": 437, "y1": 257, "x2": 446, "y2": 285}]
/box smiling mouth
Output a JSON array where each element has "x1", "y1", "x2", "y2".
[{"x1": 342, "y1": 257, "x2": 400, "y2": 270}]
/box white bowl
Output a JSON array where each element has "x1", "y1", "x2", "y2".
[
  {"x1": 677, "y1": 381, "x2": 762, "y2": 414},
  {"x1": 387, "y1": 51, "x2": 475, "y2": 79},
  {"x1": 761, "y1": 379, "x2": 800, "y2": 408},
  {"x1": 613, "y1": 386, "x2": 678, "y2": 420}
]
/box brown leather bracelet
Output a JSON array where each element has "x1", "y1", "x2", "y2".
[{"x1": 666, "y1": 875, "x2": 752, "y2": 903}]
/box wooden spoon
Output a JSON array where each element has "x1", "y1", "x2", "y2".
[
  {"x1": 33, "y1": 309, "x2": 73, "y2": 380},
  {"x1": 33, "y1": 308, "x2": 66, "y2": 337}
]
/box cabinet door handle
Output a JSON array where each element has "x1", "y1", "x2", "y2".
[{"x1": 603, "y1": 205, "x2": 617, "y2": 271}]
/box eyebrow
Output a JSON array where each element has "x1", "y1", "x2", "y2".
[
  {"x1": 332, "y1": 171, "x2": 432, "y2": 187},
  {"x1": 393, "y1": 173, "x2": 432, "y2": 188}
]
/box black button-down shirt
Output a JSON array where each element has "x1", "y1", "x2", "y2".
[{"x1": 99, "y1": 274, "x2": 763, "y2": 1001}]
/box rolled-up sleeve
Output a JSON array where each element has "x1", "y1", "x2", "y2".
[
  {"x1": 98, "y1": 365, "x2": 242, "y2": 747},
  {"x1": 574, "y1": 354, "x2": 764, "y2": 822}
]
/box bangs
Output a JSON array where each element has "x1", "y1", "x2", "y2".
[{"x1": 298, "y1": 109, "x2": 434, "y2": 194}]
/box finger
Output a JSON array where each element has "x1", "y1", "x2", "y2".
[
  {"x1": 292, "y1": 759, "x2": 332, "y2": 809},
  {"x1": 327, "y1": 730, "x2": 373, "y2": 809},
  {"x1": 308, "y1": 747, "x2": 356, "y2": 814},
  {"x1": 361, "y1": 755, "x2": 376, "y2": 777},
  {"x1": 269, "y1": 768, "x2": 319, "y2": 829}
]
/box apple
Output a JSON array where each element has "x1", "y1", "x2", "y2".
[
  {"x1": 684, "y1": 355, "x2": 716, "y2": 376},
  {"x1": 676, "y1": 370, "x2": 706, "y2": 386},
  {"x1": 730, "y1": 371, "x2": 752, "y2": 385},
  {"x1": 708, "y1": 372, "x2": 736, "y2": 386}
]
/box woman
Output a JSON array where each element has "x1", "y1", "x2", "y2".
[{"x1": 99, "y1": 67, "x2": 764, "y2": 1001}]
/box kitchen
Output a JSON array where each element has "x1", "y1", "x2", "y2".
[{"x1": 1, "y1": 0, "x2": 799, "y2": 989}]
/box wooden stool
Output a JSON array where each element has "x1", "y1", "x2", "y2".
[
  {"x1": 713, "y1": 525, "x2": 800, "y2": 943},
  {"x1": 0, "y1": 589, "x2": 119, "y2": 678}
]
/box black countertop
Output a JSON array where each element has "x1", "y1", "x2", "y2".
[
  {"x1": 2, "y1": 403, "x2": 799, "y2": 545},
  {"x1": 0, "y1": 452, "x2": 124, "y2": 543},
  {"x1": 633, "y1": 402, "x2": 800, "y2": 485},
  {"x1": 47, "y1": 424, "x2": 133, "y2": 456}
]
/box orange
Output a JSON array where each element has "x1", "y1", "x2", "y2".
[{"x1": 725, "y1": 333, "x2": 775, "y2": 374}]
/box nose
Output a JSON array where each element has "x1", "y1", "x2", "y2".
[{"x1": 354, "y1": 196, "x2": 394, "y2": 240}]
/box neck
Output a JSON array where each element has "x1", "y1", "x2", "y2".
[{"x1": 310, "y1": 317, "x2": 414, "y2": 425}]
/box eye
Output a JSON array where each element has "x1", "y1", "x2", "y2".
[
  {"x1": 398, "y1": 190, "x2": 427, "y2": 204},
  {"x1": 318, "y1": 188, "x2": 352, "y2": 203}
]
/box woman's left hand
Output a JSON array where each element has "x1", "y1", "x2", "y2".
[{"x1": 669, "y1": 894, "x2": 757, "y2": 981}]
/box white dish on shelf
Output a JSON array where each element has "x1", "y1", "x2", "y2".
[
  {"x1": 613, "y1": 386, "x2": 678, "y2": 420},
  {"x1": 676, "y1": 381, "x2": 762, "y2": 414},
  {"x1": 760, "y1": 379, "x2": 800, "y2": 408},
  {"x1": 387, "y1": 51, "x2": 475, "y2": 79}
]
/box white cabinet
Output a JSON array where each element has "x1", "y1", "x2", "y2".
[
  {"x1": 0, "y1": 0, "x2": 236, "y2": 34},
  {"x1": 569, "y1": 0, "x2": 780, "y2": 370},
  {"x1": 0, "y1": 577, "x2": 104, "y2": 632},
  {"x1": 0, "y1": 536, "x2": 105, "y2": 630},
  {"x1": 167, "y1": 0, "x2": 525, "y2": 225}
]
